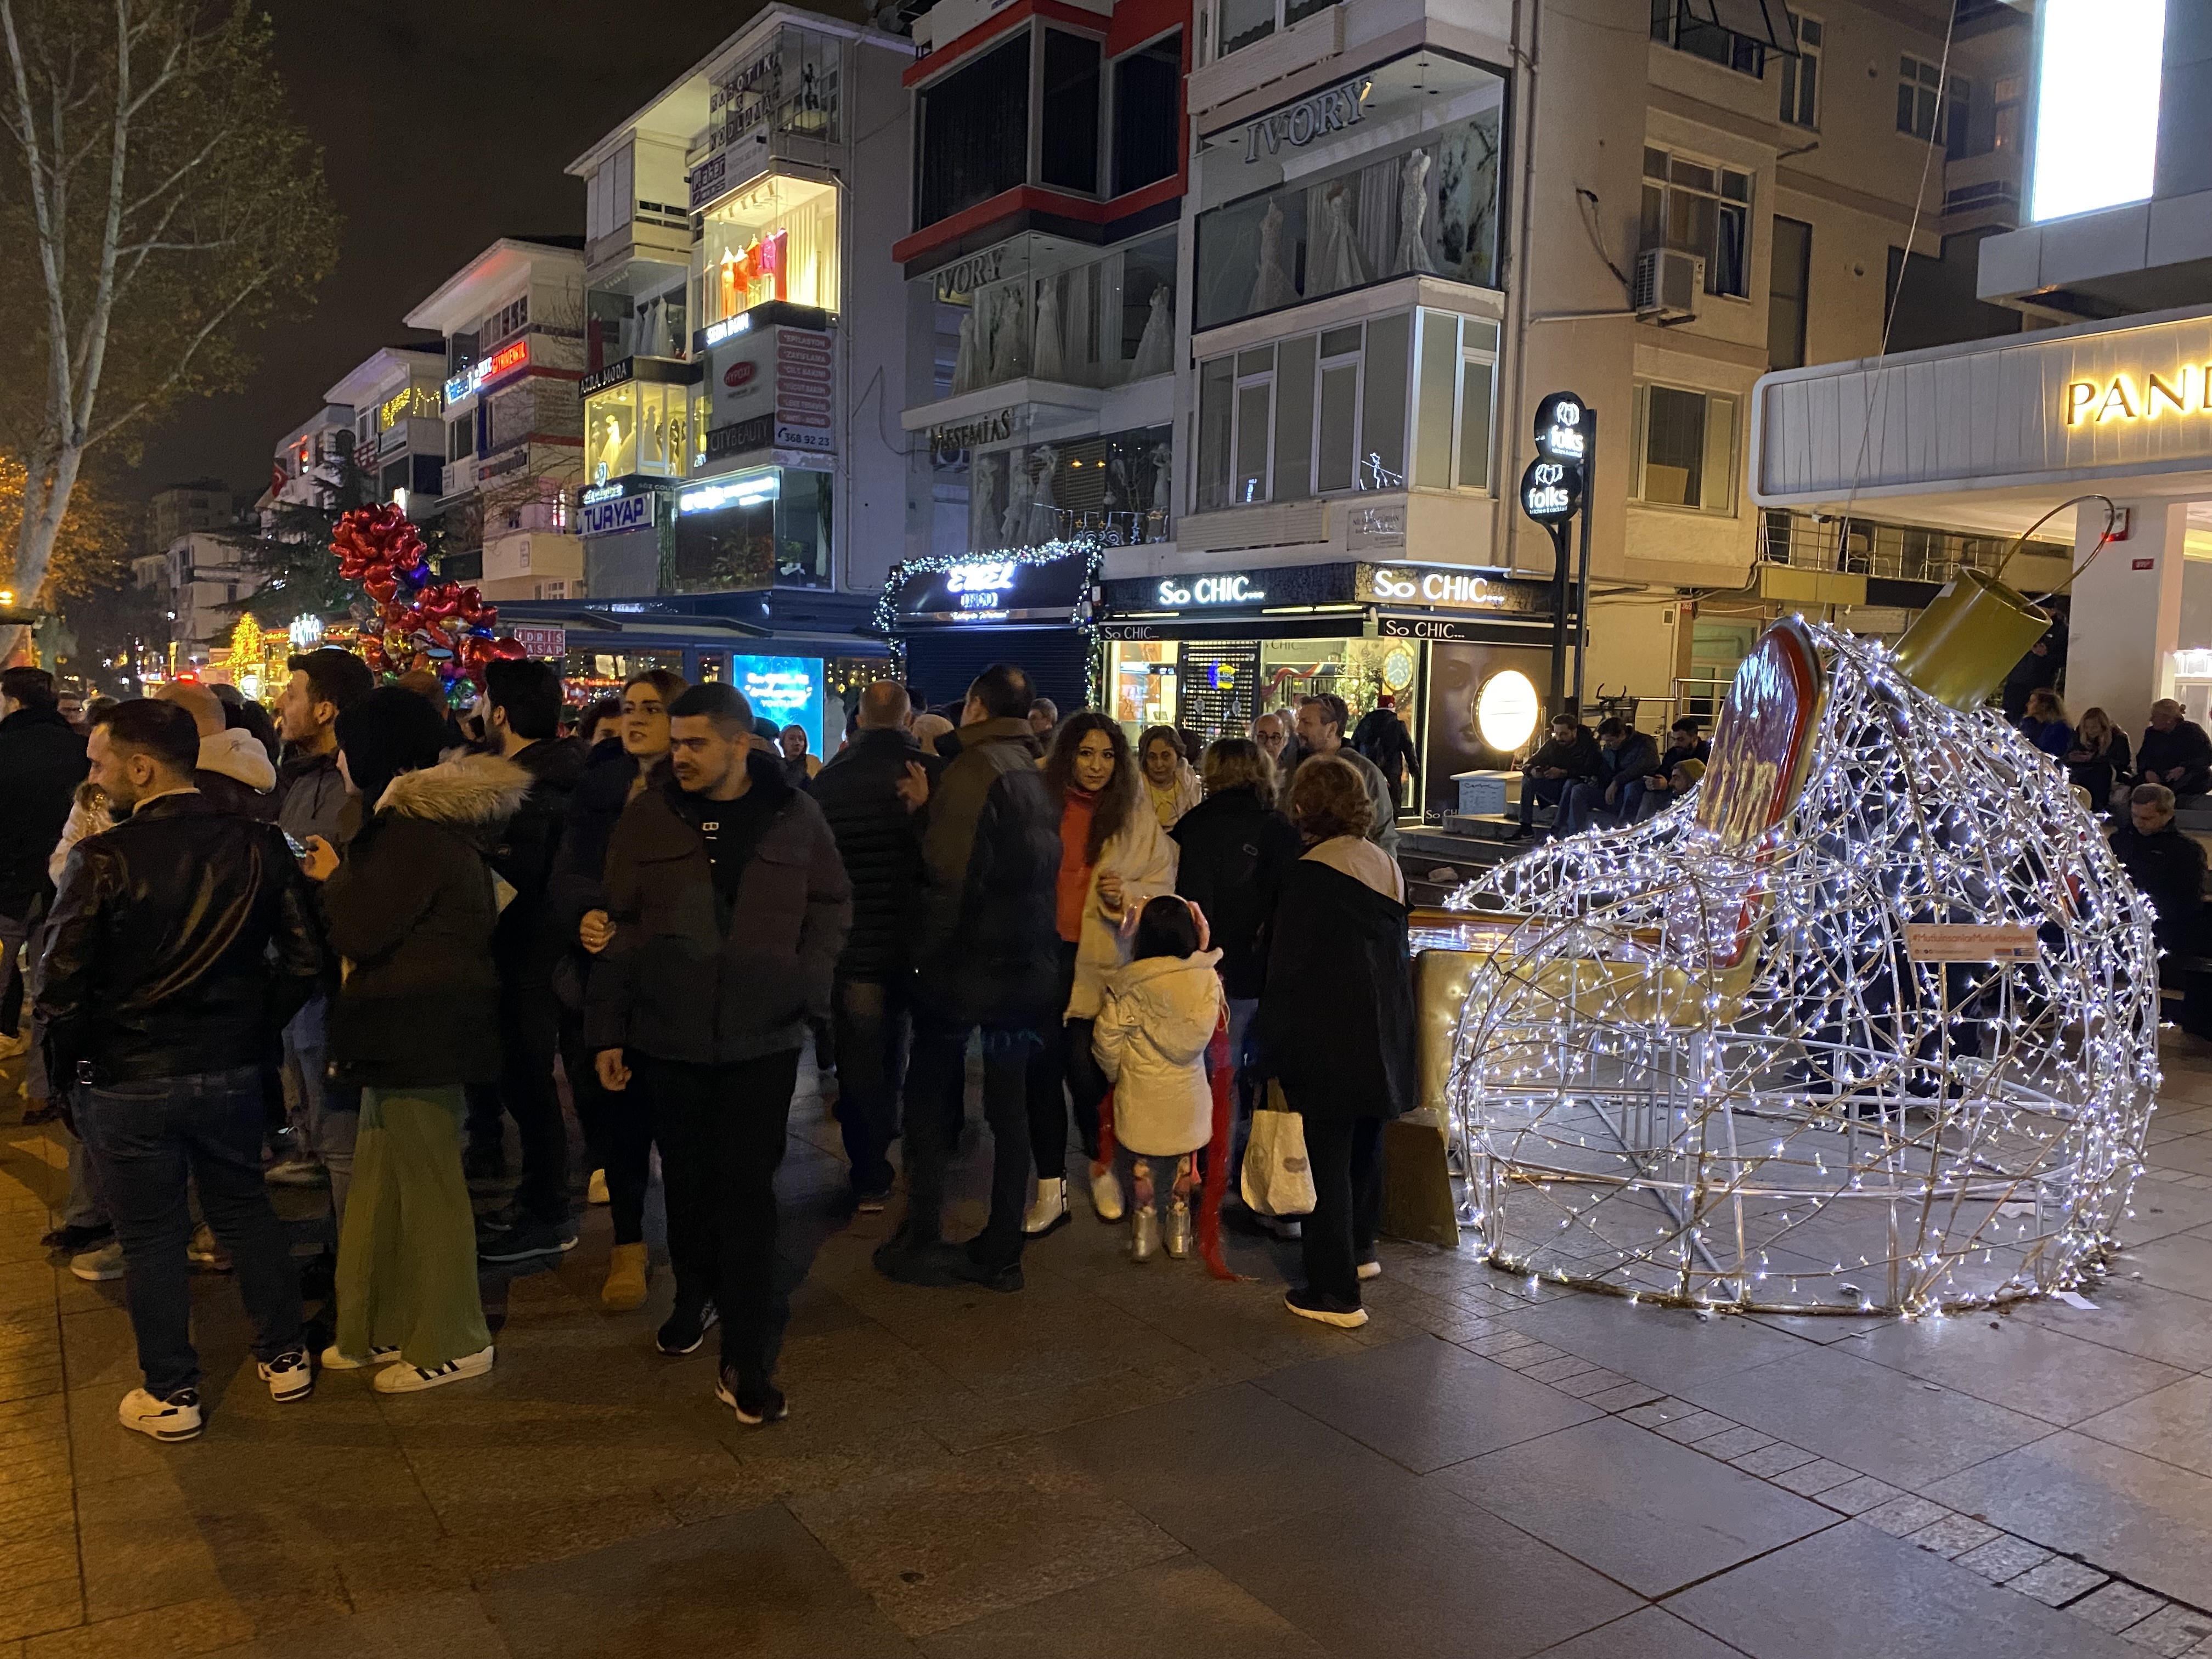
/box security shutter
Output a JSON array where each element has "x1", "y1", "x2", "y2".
[{"x1": 902, "y1": 627, "x2": 1090, "y2": 719}]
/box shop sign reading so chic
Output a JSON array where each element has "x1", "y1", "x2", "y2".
[{"x1": 1242, "y1": 76, "x2": 1372, "y2": 163}]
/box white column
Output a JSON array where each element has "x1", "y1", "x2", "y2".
[{"x1": 2063, "y1": 497, "x2": 2190, "y2": 742}]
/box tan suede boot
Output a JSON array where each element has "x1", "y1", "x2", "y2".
[{"x1": 602, "y1": 1242, "x2": 649, "y2": 1311}]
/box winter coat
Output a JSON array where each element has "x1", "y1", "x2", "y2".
[
  {"x1": 489, "y1": 736, "x2": 587, "y2": 984},
  {"x1": 1352, "y1": 708, "x2": 1420, "y2": 785},
  {"x1": 1250, "y1": 845, "x2": 1417, "y2": 1120},
  {"x1": 1142, "y1": 763, "x2": 1204, "y2": 830},
  {"x1": 2068, "y1": 729, "x2": 2132, "y2": 807},
  {"x1": 276, "y1": 748, "x2": 349, "y2": 845},
  {"x1": 1523, "y1": 728, "x2": 1599, "y2": 781},
  {"x1": 2140, "y1": 719, "x2": 2212, "y2": 797},
  {"x1": 1093, "y1": 949, "x2": 1226, "y2": 1157},
  {"x1": 36, "y1": 792, "x2": 323, "y2": 1087},
  {"x1": 1286, "y1": 743, "x2": 1400, "y2": 855},
  {"x1": 910, "y1": 717, "x2": 1063, "y2": 1025},
  {"x1": 2111, "y1": 822, "x2": 2207, "y2": 952},
  {"x1": 192, "y1": 727, "x2": 278, "y2": 821},
  {"x1": 585, "y1": 754, "x2": 853, "y2": 1066},
  {"x1": 2017, "y1": 717, "x2": 2073, "y2": 761},
  {"x1": 1066, "y1": 803, "x2": 1179, "y2": 1021},
  {"x1": 321, "y1": 753, "x2": 532, "y2": 1088},
  {"x1": 807, "y1": 725, "x2": 937, "y2": 980},
  {"x1": 1170, "y1": 786, "x2": 1301, "y2": 999},
  {"x1": 0, "y1": 706, "x2": 88, "y2": 920}
]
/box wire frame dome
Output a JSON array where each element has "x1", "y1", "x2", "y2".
[{"x1": 1445, "y1": 619, "x2": 2159, "y2": 1314}]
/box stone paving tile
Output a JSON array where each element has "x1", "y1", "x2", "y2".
[
  {"x1": 1548, "y1": 1367, "x2": 1633, "y2": 1399},
  {"x1": 1954, "y1": 1534, "x2": 2053, "y2": 1582},
  {"x1": 1617, "y1": 1397, "x2": 1701, "y2": 1430},
  {"x1": 2126, "y1": 1604, "x2": 2212, "y2": 1656},
  {"x1": 2072, "y1": 1583, "x2": 2170, "y2": 1634},
  {"x1": 1649, "y1": 1409, "x2": 1737, "y2": 1446},
  {"x1": 1857, "y1": 1493, "x2": 1951, "y2": 1536},
  {"x1": 1729, "y1": 1441, "x2": 1822, "y2": 1478},
  {"x1": 2010, "y1": 1556, "x2": 2112, "y2": 1605},
  {"x1": 1689, "y1": 1424, "x2": 1775, "y2": 1460},
  {"x1": 1581, "y1": 1380, "x2": 1666, "y2": 1412},
  {"x1": 1808, "y1": 1474, "x2": 1902, "y2": 1515},
  {"x1": 1516, "y1": 1355, "x2": 1600, "y2": 1386},
  {"x1": 1907, "y1": 1513, "x2": 2005, "y2": 1558},
  {"x1": 1770, "y1": 1457, "x2": 1861, "y2": 1497}
]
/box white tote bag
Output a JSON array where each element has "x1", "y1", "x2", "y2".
[{"x1": 1242, "y1": 1081, "x2": 1317, "y2": 1218}]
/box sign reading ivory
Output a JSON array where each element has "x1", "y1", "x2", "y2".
[{"x1": 1242, "y1": 75, "x2": 1371, "y2": 162}]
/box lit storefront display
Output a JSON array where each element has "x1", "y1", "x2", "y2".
[
  {"x1": 879, "y1": 541, "x2": 1101, "y2": 714},
  {"x1": 1097, "y1": 560, "x2": 1556, "y2": 819},
  {"x1": 673, "y1": 465, "x2": 832, "y2": 590},
  {"x1": 581, "y1": 357, "x2": 705, "y2": 486},
  {"x1": 696, "y1": 174, "x2": 839, "y2": 338},
  {"x1": 916, "y1": 420, "x2": 1170, "y2": 561}
]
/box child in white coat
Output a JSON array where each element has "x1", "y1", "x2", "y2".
[{"x1": 1093, "y1": 897, "x2": 1224, "y2": 1261}]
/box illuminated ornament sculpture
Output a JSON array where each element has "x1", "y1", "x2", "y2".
[
  {"x1": 1447, "y1": 607, "x2": 2159, "y2": 1314},
  {"x1": 331, "y1": 503, "x2": 521, "y2": 690}
]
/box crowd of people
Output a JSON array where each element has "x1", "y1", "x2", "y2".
[
  {"x1": 1508, "y1": 711, "x2": 1709, "y2": 843},
  {"x1": 0, "y1": 657, "x2": 1418, "y2": 1443}
]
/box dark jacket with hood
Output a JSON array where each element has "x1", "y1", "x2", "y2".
[
  {"x1": 806, "y1": 725, "x2": 938, "y2": 980},
  {"x1": 36, "y1": 792, "x2": 323, "y2": 1087},
  {"x1": 1171, "y1": 785, "x2": 1302, "y2": 1000},
  {"x1": 2139, "y1": 719, "x2": 2212, "y2": 798},
  {"x1": 585, "y1": 751, "x2": 852, "y2": 1066},
  {"x1": 278, "y1": 747, "x2": 351, "y2": 845},
  {"x1": 321, "y1": 753, "x2": 532, "y2": 1087},
  {"x1": 910, "y1": 716, "x2": 1061, "y2": 1024},
  {"x1": 489, "y1": 735, "x2": 587, "y2": 981},
  {"x1": 0, "y1": 704, "x2": 88, "y2": 919},
  {"x1": 1250, "y1": 857, "x2": 1417, "y2": 1119},
  {"x1": 2111, "y1": 821, "x2": 2207, "y2": 951}
]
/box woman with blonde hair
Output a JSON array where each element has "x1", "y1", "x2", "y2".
[
  {"x1": 2066, "y1": 706, "x2": 2132, "y2": 812},
  {"x1": 1138, "y1": 724, "x2": 1203, "y2": 828}
]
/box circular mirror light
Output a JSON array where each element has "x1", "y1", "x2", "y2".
[{"x1": 1476, "y1": 669, "x2": 1540, "y2": 753}]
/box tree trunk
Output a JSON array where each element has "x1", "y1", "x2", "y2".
[{"x1": 0, "y1": 442, "x2": 81, "y2": 667}]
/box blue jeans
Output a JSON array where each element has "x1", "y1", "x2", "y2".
[
  {"x1": 285, "y1": 995, "x2": 358, "y2": 1228},
  {"x1": 76, "y1": 1064, "x2": 304, "y2": 1396}
]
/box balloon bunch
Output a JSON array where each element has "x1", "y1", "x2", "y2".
[{"x1": 332, "y1": 503, "x2": 524, "y2": 688}]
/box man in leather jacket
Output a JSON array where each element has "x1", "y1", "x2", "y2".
[{"x1": 36, "y1": 698, "x2": 326, "y2": 1443}]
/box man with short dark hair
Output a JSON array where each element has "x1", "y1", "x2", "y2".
[
  {"x1": 1351, "y1": 694, "x2": 1420, "y2": 812},
  {"x1": 875, "y1": 664, "x2": 1060, "y2": 1293},
  {"x1": 0, "y1": 665, "x2": 87, "y2": 1055},
  {"x1": 1291, "y1": 693, "x2": 1398, "y2": 855},
  {"x1": 808, "y1": 681, "x2": 935, "y2": 1210},
  {"x1": 1027, "y1": 697, "x2": 1058, "y2": 738},
  {"x1": 37, "y1": 698, "x2": 325, "y2": 1442},
  {"x1": 588, "y1": 682, "x2": 850, "y2": 1424},
  {"x1": 2113, "y1": 782, "x2": 2206, "y2": 952},
  {"x1": 1559, "y1": 718, "x2": 1658, "y2": 837},
  {"x1": 1510, "y1": 713, "x2": 1599, "y2": 842},
  {"x1": 473, "y1": 658, "x2": 589, "y2": 1263}
]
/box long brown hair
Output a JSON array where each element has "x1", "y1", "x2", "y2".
[{"x1": 1045, "y1": 711, "x2": 1137, "y2": 863}]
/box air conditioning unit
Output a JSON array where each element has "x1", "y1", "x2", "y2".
[{"x1": 1633, "y1": 248, "x2": 1704, "y2": 323}]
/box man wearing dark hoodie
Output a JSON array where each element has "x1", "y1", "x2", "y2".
[
  {"x1": 586, "y1": 683, "x2": 850, "y2": 1425},
  {"x1": 155, "y1": 682, "x2": 277, "y2": 821},
  {"x1": 468, "y1": 658, "x2": 589, "y2": 1265},
  {"x1": 873, "y1": 664, "x2": 1061, "y2": 1293}
]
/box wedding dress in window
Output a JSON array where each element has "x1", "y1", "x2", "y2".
[
  {"x1": 1393, "y1": 150, "x2": 1436, "y2": 274},
  {"x1": 1248, "y1": 200, "x2": 1300, "y2": 312},
  {"x1": 1310, "y1": 179, "x2": 1367, "y2": 295},
  {"x1": 1032, "y1": 276, "x2": 1066, "y2": 382},
  {"x1": 988, "y1": 286, "x2": 1028, "y2": 383},
  {"x1": 951, "y1": 307, "x2": 980, "y2": 394},
  {"x1": 1000, "y1": 449, "x2": 1035, "y2": 546},
  {"x1": 968, "y1": 452, "x2": 1000, "y2": 554},
  {"x1": 1130, "y1": 286, "x2": 1173, "y2": 379}
]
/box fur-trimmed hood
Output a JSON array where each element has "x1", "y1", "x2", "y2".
[
  {"x1": 375, "y1": 752, "x2": 533, "y2": 829},
  {"x1": 198, "y1": 726, "x2": 275, "y2": 793}
]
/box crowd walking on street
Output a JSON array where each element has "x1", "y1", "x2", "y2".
[{"x1": 0, "y1": 654, "x2": 1420, "y2": 1443}]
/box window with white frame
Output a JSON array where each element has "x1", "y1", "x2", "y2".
[
  {"x1": 1780, "y1": 14, "x2": 1820, "y2": 128},
  {"x1": 1192, "y1": 312, "x2": 1498, "y2": 511},
  {"x1": 1631, "y1": 382, "x2": 1737, "y2": 514},
  {"x1": 1650, "y1": 0, "x2": 1767, "y2": 77},
  {"x1": 1640, "y1": 148, "x2": 1752, "y2": 298},
  {"x1": 1898, "y1": 54, "x2": 1966, "y2": 150},
  {"x1": 485, "y1": 294, "x2": 529, "y2": 346},
  {"x1": 1216, "y1": 0, "x2": 1333, "y2": 61}
]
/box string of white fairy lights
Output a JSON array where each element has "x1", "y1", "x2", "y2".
[{"x1": 1443, "y1": 624, "x2": 2160, "y2": 1316}]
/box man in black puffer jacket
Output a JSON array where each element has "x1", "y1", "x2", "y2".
[
  {"x1": 807, "y1": 680, "x2": 938, "y2": 1208},
  {"x1": 0, "y1": 666, "x2": 88, "y2": 1046},
  {"x1": 874, "y1": 664, "x2": 1060, "y2": 1294}
]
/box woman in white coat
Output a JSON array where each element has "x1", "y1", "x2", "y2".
[
  {"x1": 1024, "y1": 713, "x2": 1178, "y2": 1235},
  {"x1": 1093, "y1": 898, "x2": 1224, "y2": 1261}
]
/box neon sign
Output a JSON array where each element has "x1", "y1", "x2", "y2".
[
  {"x1": 1156, "y1": 574, "x2": 1267, "y2": 606},
  {"x1": 442, "y1": 338, "x2": 531, "y2": 406},
  {"x1": 2064, "y1": 369, "x2": 2212, "y2": 425}
]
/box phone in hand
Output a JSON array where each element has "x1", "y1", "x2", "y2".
[{"x1": 282, "y1": 831, "x2": 309, "y2": 858}]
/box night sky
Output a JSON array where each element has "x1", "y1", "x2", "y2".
[{"x1": 121, "y1": 0, "x2": 867, "y2": 506}]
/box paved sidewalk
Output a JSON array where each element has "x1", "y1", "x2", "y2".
[{"x1": 4, "y1": 1037, "x2": 2212, "y2": 1658}]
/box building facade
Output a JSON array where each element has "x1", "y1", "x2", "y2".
[
  {"x1": 405, "y1": 238, "x2": 589, "y2": 602},
  {"x1": 326, "y1": 347, "x2": 449, "y2": 514}
]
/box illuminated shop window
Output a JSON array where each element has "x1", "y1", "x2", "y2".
[
  {"x1": 696, "y1": 174, "x2": 839, "y2": 329},
  {"x1": 584, "y1": 381, "x2": 695, "y2": 484}
]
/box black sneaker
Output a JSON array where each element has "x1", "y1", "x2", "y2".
[
  {"x1": 957, "y1": 1246, "x2": 1024, "y2": 1294},
  {"x1": 872, "y1": 1228, "x2": 966, "y2": 1288},
  {"x1": 1284, "y1": 1286, "x2": 1367, "y2": 1329},
  {"x1": 656, "y1": 1300, "x2": 719, "y2": 1356},
  {"x1": 258, "y1": 1347, "x2": 315, "y2": 1403},
  {"x1": 41, "y1": 1220, "x2": 112, "y2": 1252},
  {"x1": 478, "y1": 1218, "x2": 578, "y2": 1263},
  {"x1": 715, "y1": 1367, "x2": 788, "y2": 1426}
]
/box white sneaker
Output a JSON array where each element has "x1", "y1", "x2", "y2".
[
  {"x1": 319, "y1": 1344, "x2": 399, "y2": 1370},
  {"x1": 587, "y1": 1167, "x2": 610, "y2": 1205},
  {"x1": 119, "y1": 1386, "x2": 202, "y2": 1441},
  {"x1": 373, "y1": 1345, "x2": 494, "y2": 1393},
  {"x1": 1357, "y1": 1258, "x2": 1383, "y2": 1282},
  {"x1": 1090, "y1": 1165, "x2": 1125, "y2": 1223},
  {"x1": 1022, "y1": 1177, "x2": 1069, "y2": 1237},
  {"x1": 258, "y1": 1348, "x2": 314, "y2": 1402},
  {"x1": 70, "y1": 1240, "x2": 125, "y2": 1281}
]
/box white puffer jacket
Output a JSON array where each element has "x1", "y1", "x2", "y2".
[
  {"x1": 1093, "y1": 947, "x2": 1224, "y2": 1158},
  {"x1": 1065, "y1": 808, "x2": 1179, "y2": 1021}
]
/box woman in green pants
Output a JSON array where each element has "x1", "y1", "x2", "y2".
[{"x1": 302, "y1": 685, "x2": 531, "y2": 1392}]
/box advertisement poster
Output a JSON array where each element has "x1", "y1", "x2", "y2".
[
  {"x1": 737, "y1": 654, "x2": 824, "y2": 758},
  {"x1": 708, "y1": 324, "x2": 836, "y2": 456}
]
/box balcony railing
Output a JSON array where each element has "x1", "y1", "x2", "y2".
[{"x1": 1757, "y1": 510, "x2": 2061, "y2": 585}]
